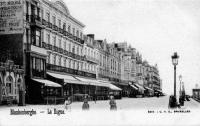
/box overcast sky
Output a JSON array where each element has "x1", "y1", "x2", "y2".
[{"x1": 64, "y1": 0, "x2": 200, "y2": 95}]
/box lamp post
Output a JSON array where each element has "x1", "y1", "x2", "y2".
[
  {"x1": 171, "y1": 52, "x2": 179, "y2": 105},
  {"x1": 179, "y1": 75, "x2": 182, "y2": 97},
  {"x1": 182, "y1": 82, "x2": 185, "y2": 101}
]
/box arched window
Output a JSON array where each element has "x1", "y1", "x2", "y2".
[{"x1": 6, "y1": 76, "x2": 13, "y2": 95}]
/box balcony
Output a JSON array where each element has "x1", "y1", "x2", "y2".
[
  {"x1": 53, "y1": 46, "x2": 58, "y2": 52},
  {"x1": 46, "y1": 63, "x2": 96, "y2": 78},
  {"x1": 58, "y1": 28, "x2": 63, "y2": 34},
  {"x1": 58, "y1": 48, "x2": 63, "y2": 54}
]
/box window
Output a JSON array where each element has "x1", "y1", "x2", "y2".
[
  {"x1": 58, "y1": 38, "x2": 61, "y2": 48},
  {"x1": 64, "y1": 58, "x2": 66, "y2": 67},
  {"x1": 69, "y1": 59, "x2": 71, "y2": 68},
  {"x1": 47, "y1": 53, "x2": 50, "y2": 63},
  {"x1": 72, "y1": 45, "x2": 75, "y2": 53},
  {"x1": 77, "y1": 46, "x2": 79, "y2": 55},
  {"x1": 64, "y1": 41, "x2": 66, "y2": 50},
  {"x1": 68, "y1": 25, "x2": 71, "y2": 33},
  {"x1": 6, "y1": 76, "x2": 13, "y2": 94},
  {"x1": 76, "y1": 30, "x2": 79, "y2": 37},
  {"x1": 53, "y1": 54, "x2": 56, "y2": 65},
  {"x1": 46, "y1": 33, "x2": 50, "y2": 44},
  {"x1": 53, "y1": 35, "x2": 56, "y2": 46},
  {"x1": 32, "y1": 29, "x2": 41, "y2": 47},
  {"x1": 52, "y1": 16, "x2": 56, "y2": 25},
  {"x1": 73, "y1": 61, "x2": 75, "y2": 69},
  {"x1": 46, "y1": 12, "x2": 50, "y2": 22},
  {"x1": 63, "y1": 23, "x2": 66, "y2": 31},
  {"x1": 59, "y1": 56, "x2": 61, "y2": 66},
  {"x1": 36, "y1": 58, "x2": 41, "y2": 71},
  {"x1": 58, "y1": 19, "x2": 61, "y2": 28},
  {"x1": 72, "y1": 28, "x2": 75, "y2": 35},
  {"x1": 80, "y1": 32, "x2": 82, "y2": 39},
  {"x1": 69, "y1": 43, "x2": 71, "y2": 52}
]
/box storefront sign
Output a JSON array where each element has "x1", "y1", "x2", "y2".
[{"x1": 0, "y1": 0, "x2": 24, "y2": 34}]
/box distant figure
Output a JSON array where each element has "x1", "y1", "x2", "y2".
[
  {"x1": 93, "y1": 94, "x2": 97, "y2": 104},
  {"x1": 109, "y1": 96, "x2": 117, "y2": 110},
  {"x1": 64, "y1": 97, "x2": 72, "y2": 111},
  {"x1": 82, "y1": 96, "x2": 89, "y2": 110},
  {"x1": 157, "y1": 93, "x2": 159, "y2": 98}
]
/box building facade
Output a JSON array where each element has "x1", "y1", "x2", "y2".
[{"x1": 0, "y1": 0, "x2": 162, "y2": 104}]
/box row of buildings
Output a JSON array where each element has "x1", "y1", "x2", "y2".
[{"x1": 0, "y1": 0, "x2": 162, "y2": 104}]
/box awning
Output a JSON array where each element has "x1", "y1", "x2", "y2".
[
  {"x1": 32, "y1": 78, "x2": 61, "y2": 87},
  {"x1": 144, "y1": 86, "x2": 154, "y2": 92},
  {"x1": 130, "y1": 84, "x2": 139, "y2": 90},
  {"x1": 154, "y1": 89, "x2": 162, "y2": 93},
  {"x1": 135, "y1": 83, "x2": 145, "y2": 91},
  {"x1": 75, "y1": 77, "x2": 107, "y2": 87},
  {"x1": 109, "y1": 84, "x2": 122, "y2": 91},
  {"x1": 98, "y1": 80, "x2": 122, "y2": 91},
  {"x1": 47, "y1": 72, "x2": 88, "y2": 85}
]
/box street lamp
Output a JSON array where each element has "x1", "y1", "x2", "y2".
[
  {"x1": 179, "y1": 75, "x2": 182, "y2": 96},
  {"x1": 171, "y1": 52, "x2": 179, "y2": 105}
]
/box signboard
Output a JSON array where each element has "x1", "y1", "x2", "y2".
[{"x1": 0, "y1": 0, "x2": 24, "y2": 34}]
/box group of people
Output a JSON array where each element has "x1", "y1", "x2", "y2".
[{"x1": 64, "y1": 95, "x2": 117, "y2": 111}]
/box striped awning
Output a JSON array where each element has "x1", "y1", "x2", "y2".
[
  {"x1": 98, "y1": 80, "x2": 122, "y2": 91},
  {"x1": 130, "y1": 84, "x2": 139, "y2": 90},
  {"x1": 135, "y1": 83, "x2": 145, "y2": 91},
  {"x1": 32, "y1": 78, "x2": 61, "y2": 87},
  {"x1": 144, "y1": 86, "x2": 154, "y2": 91},
  {"x1": 75, "y1": 77, "x2": 107, "y2": 87},
  {"x1": 47, "y1": 72, "x2": 88, "y2": 85}
]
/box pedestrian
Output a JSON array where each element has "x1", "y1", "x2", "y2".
[
  {"x1": 82, "y1": 96, "x2": 89, "y2": 110},
  {"x1": 64, "y1": 97, "x2": 72, "y2": 111},
  {"x1": 94, "y1": 94, "x2": 97, "y2": 104},
  {"x1": 109, "y1": 95, "x2": 117, "y2": 110}
]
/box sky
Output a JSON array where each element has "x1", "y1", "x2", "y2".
[{"x1": 63, "y1": 0, "x2": 200, "y2": 95}]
